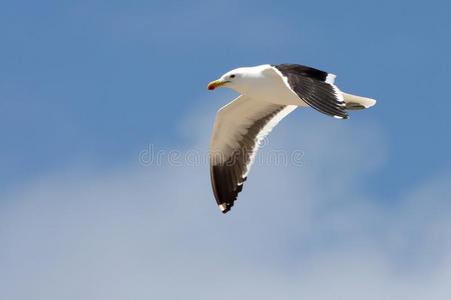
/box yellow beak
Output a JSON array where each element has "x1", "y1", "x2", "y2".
[{"x1": 207, "y1": 79, "x2": 227, "y2": 90}]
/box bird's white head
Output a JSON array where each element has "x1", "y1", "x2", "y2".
[{"x1": 207, "y1": 67, "x2": 249, "y2": 93}]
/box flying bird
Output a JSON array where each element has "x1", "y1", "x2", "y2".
[{"x1": 207, "y1": 64, "x2": 376, "y2": 213}]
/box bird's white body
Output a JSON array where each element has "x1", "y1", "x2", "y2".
[{"x1": 220, "y1": 65, "x2": 310, "y2": 107}]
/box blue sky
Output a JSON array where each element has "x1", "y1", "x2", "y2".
[{"x1": 2, "y1": 1, "x2": 451, "y2": 299}]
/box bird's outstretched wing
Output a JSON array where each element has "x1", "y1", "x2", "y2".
[
  {"x1": 272, "y1": 64, "x2": 348, "y2": 119},
  {"x1": 209, "y1": 95, "x2": 296, "y2": 213}
]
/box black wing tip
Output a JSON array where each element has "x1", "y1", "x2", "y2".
[
  {"x1": 211, "y1": 164, "x2": 248, "y2": 214},
  {"x1": 219, "y1": 177, "x2": 247, "y2": 214},
  {"x1": 219, "y1": 203, "x2": 233, "y2": 214}
]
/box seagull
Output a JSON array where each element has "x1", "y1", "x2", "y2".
[{"x1": 207, "y1": 64, "x2": 376, "y2": 213}]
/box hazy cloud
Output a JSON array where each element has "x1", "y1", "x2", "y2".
[{"x1": 1, "y1": 107, "x2": 450, "y2": 300}]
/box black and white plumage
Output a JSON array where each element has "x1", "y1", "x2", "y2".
[{"x1": 207, "y1": 64, "x2": 376, "y2": 213}]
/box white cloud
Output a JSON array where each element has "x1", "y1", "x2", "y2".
[{"x1": 1, "y1": 105, "x2": 450, "y2": 300}]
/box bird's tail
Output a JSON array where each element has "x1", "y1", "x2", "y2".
[{"x1": 342, "y1": 92, "x2": 377, "y2": 110}]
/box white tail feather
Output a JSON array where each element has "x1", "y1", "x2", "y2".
[{"x1": 342, "y1": 92, "x2": 377, "y2": 110}]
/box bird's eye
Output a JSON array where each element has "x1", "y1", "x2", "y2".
[{"x1": 230, "y1": 74, "x2": 235, "y2": 78}]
